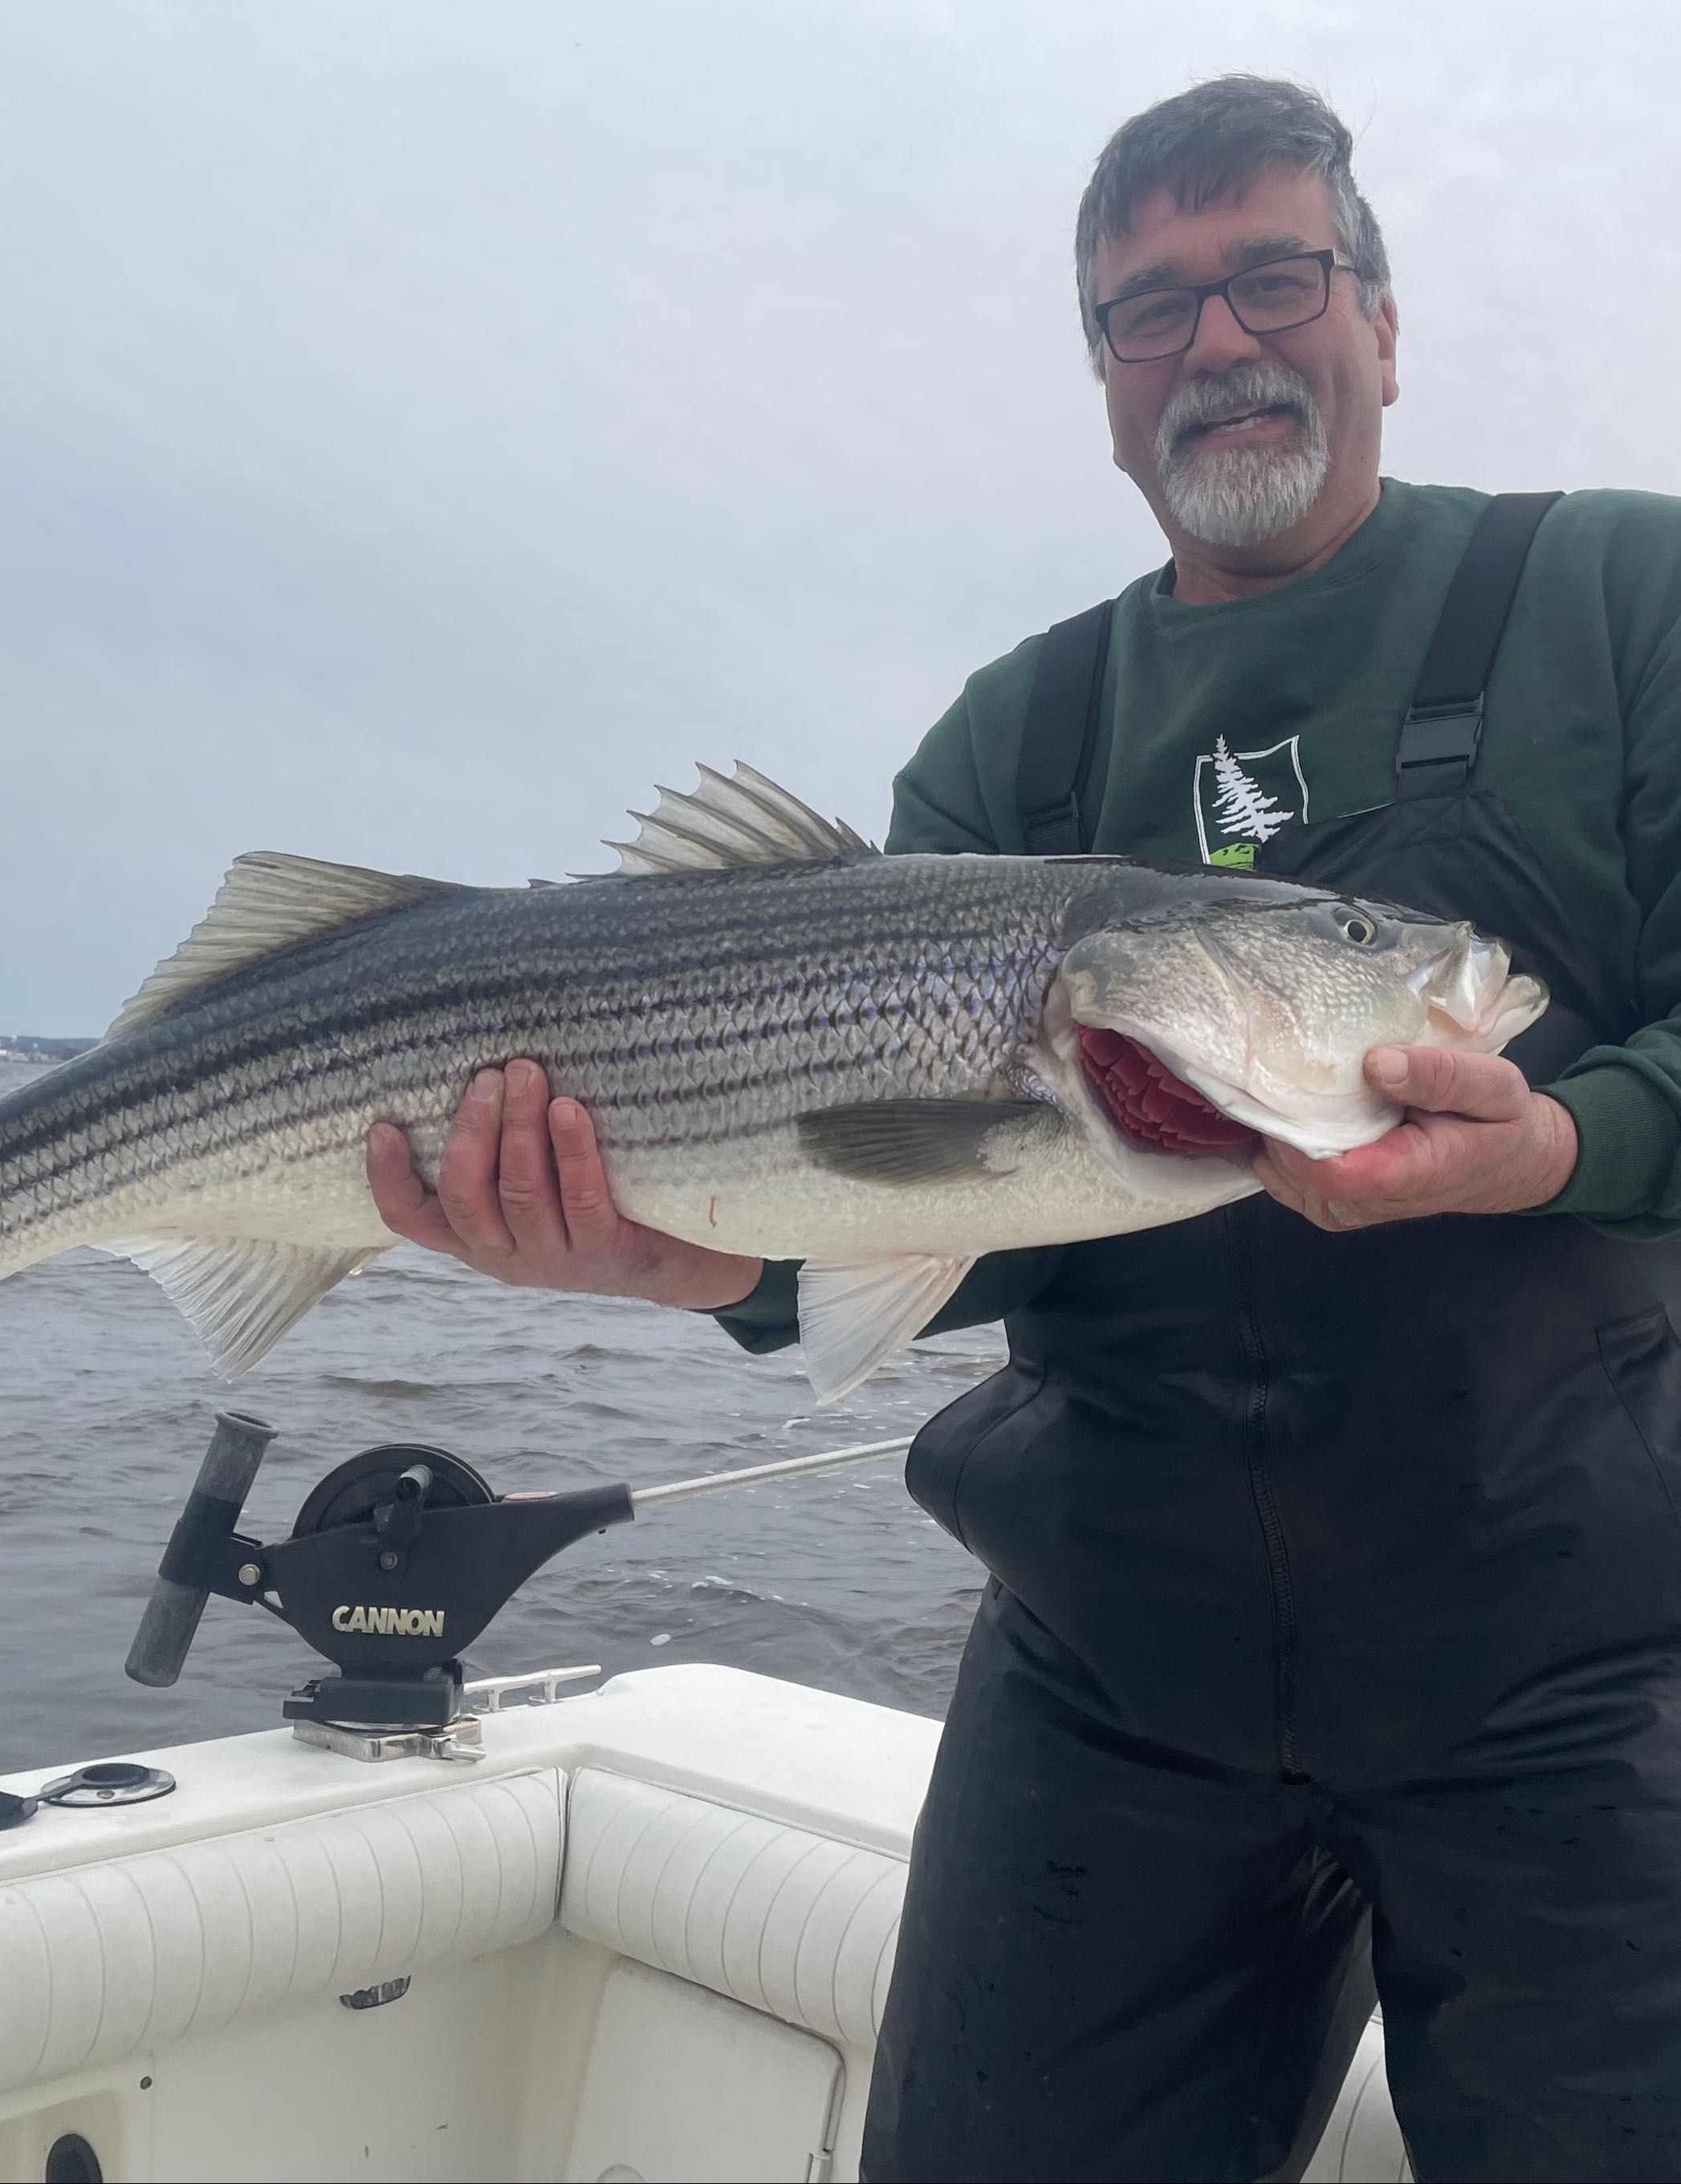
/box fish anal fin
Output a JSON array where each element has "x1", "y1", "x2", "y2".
[
  {"x1": 797, "y1": 1253, "x2": 977, "y2": 1404},
  {"x1": 99, "y1": 1234, "x2": 389, "y2": 1375},
  {"x1": 108, "y1": 853, "x2": 460, "y2": 1039},
  {"x1": 796, "y1": 1098, "x2": 1058, "y2": 1185}
]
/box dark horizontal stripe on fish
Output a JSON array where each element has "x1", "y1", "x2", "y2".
[
  {"x1": 0, "y1": 966, "x2": 1049, "y2": 1199},
  {"x1": 2, "y1": 1007, "x2": 951, "y2": 1171},
  {"x1": 0, "y1": 860, "x2": 1075, "y2": 1210}
]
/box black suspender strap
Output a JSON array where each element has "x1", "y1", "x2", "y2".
[
  {"x1": 1016, "y1": 599, "x2": 1115, "y2": 854},
  {"x1": 1395, "y1": 490, "x2": 1563, "y2": 799},
  {"x1": 1013, "y1": 493, "x2": 1562, "y2": 846}
]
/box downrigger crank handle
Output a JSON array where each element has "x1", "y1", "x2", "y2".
[{"x1": 126, "y1": 1409, "x2": 279, "y2": 1688}]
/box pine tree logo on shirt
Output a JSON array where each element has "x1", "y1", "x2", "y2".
[{"x1": 1192, "y1": 734, "x2": 1310, "y2": 868}]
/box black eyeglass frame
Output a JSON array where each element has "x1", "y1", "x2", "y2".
[{"x1": 1094, "y1": 248, "x2": 1356, "y2": 364}]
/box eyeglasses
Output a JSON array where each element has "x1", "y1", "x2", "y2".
[{"x1": 1094, "y1": 249, "x2": 1355, "y2": 364}]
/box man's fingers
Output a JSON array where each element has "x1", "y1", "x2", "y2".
[
  {"x1": 550, "y1": 1098, "x2": 621, "y2": 1251},
  {"x1": 365, "y1": 1122, "x2": 465, "y2": 1256},
  {"x1": 495, "y1": 1059, "x2": 567, "y2": 1247},
  {"x1": 1259, "y1": 1129, "x2": 1409, "y2": 1198},
  {"x1": 434, "y1": 1069, "x2": 517, "y2": 1257},
  {"x1": 1366, "y1": 1044, "x2": 1528, "y2": 1122},
  {"x1": 1309, "y1": 1124, "x2": 1440, "y2": 1199},
  {"x1": 366, "y1": 1121, "x2": 425, "y2": 1226},
  {"x1": 1266, "y1": 1103, "x2": 1469, "y2": 1201},
  {"x1": 1256, "y1": 1123, "x2": 1446, "y2": 1224},
  {"x1": 1252, "y1": 1148, "x2": 1308, "y2": 1214},
  {"x1": 1252, "y1": 1148, "x2": 1356, "y2": 1230}
]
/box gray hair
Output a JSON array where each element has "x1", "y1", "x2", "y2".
[{"x1": 1075, "y1": 75, "x2": 1391, "y2": 378}]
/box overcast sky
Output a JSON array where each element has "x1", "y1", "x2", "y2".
[{"x1": 2, "y1": 0, "x2": 1675, "y2": 1033}]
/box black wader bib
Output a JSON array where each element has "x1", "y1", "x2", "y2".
[{"x1": 863, "y1": 497, "x2": 1681, "y2": 2184}]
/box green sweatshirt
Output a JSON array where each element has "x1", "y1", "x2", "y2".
[{"x1": 718, "y1": 478, "x2": 1681, "y2": 1354}]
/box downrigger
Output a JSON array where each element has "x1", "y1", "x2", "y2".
[{"x1": 125, "y1": 1410, "x2": 908, "y2": 1760}]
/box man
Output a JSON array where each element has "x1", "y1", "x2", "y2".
[{"x1": 368, "y1": 76, "x2": 1681, "y2": 2184}]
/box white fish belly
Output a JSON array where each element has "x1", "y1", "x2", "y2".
[
  {"x1": 18, "y1": 1119, "x2": 398, "y2": 1265},
  {"x1": 14, "y1": 1097, "x2": 1256, "y2": 1281},
  {"x1": 608, "y1": 1121, "x2": 1258, "y2": 1261}
]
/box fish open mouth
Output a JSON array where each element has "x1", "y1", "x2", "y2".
[{"x1": 1077, "y1": 1027, "x2": 1259, "y2": 1156}]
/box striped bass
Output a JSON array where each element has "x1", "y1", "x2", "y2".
[{"x1": 0, "y1": 763, "x2": 1546, "y2": 1400}]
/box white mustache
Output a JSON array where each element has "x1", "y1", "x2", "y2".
[{"x1": 1158, "y1": 366, "x2": 1317, "y2": 458}]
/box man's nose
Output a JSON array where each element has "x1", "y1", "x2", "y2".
[{"x1": 1182, "y1": 291, "x2": 1267, "y2": 375}]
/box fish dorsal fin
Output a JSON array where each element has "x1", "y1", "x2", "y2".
[
  {"x1": 108, "y1": 852, "x2": 458, "y2": 1038},
  {"x1": 600, "y1": 761, "x2": 877, "y2": 876}
]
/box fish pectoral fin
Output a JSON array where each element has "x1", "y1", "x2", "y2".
[
  {"x1": 796, "y1": 1098, "x2": 1058, "y2": 1185},
  {"x1": 797, "y1": 1252, "x2": 977, "y2": 1405},
  {"x1": 98, "y1": 1235, "x2": 390, "y2": 1376},
  {"x1": 107, "y1": 854, "x2": 461, "y2": 1039}
]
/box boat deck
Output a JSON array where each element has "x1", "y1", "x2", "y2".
[{"x1": 0, "y1": 1665, "x2": 1405, "y2": 2182}]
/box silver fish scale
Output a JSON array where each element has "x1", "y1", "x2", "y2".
[
  {"x1": 570, "y1": 940, "x2": 1039, "y2": 1152},
  {"x1": 0, "y1": 852, "x2": 1081, "y2": 1247},
  {"x1": 535, "y1": 859, "x2": 1068, "y2": 1149}
]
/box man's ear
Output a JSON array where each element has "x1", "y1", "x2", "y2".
[
  {"x1": 1376, "y1": 292, "x2": 1399, "y2": 408},
  {"x1": 1104, "y1": 363, "x2": 1130, "y2": 474}
]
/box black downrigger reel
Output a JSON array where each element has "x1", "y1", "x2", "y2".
[{"x1": 126, "y1": 1409, "x2": 909, "y2": 1760}]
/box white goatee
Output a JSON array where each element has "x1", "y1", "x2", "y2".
[{"x1": 1154, "y1": 363, "x2": 1329, "y2": 549}]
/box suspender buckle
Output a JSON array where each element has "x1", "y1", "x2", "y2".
[
  {"x1": 1022, "y1": 791, "x2": 1085, "y2": 858},
  {"x1": 1394, "y1": 693, "x2": 1484, "y2": 799}
]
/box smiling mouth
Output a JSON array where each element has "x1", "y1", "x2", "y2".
[{"x1": 1181, "y1": 402, "x2": 1300, "y2": 445}]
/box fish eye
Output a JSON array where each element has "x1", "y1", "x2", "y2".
[{"x1": 1333, "y1": 907, "x2": 1379, "y2": 946}]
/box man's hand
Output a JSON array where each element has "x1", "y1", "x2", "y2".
[
  {"x1": 1253, "y1": 1045, "x2": 1580, "y2": 1232},
  {"x1": 366, "y1": 1059, "x2": 763, "y2": 1311}
]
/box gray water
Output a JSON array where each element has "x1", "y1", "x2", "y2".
[{"x1": 0, "y1": 1058, "x2": 998, "y2": 1770}]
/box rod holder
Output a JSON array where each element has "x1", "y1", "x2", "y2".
[{"x1": 125, "y1": 1410, "x2": 277, "y2": 1689}]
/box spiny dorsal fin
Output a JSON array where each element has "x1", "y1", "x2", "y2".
[
  {"x1": 108, "y1": 852, "x2": 459, "y2": 1039},
  {"x1": 595, "y1": 761, "x2": 877, "y2": 876}
]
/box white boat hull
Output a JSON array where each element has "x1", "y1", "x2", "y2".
[{"x1": 0, "y1": 1665, "x2": 1406, "y2": 2182}]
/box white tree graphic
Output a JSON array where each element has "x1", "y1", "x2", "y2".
[{"x1": 1209, "y1": 735, "x2": 1289, "y2": 843}]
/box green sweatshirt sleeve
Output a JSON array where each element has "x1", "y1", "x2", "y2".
[
  {"x1": 885, "y1": 682, "x2": 1009, "y2": 854},
  {"x1": 1541, "y1": 602, "x2": 1681, "y2": 1238},
  {"x1": 710, "y1": 680, "x2": 1065, "y2": 1355},
  {"x1": 706, "y1": 1259, "x2": 803, "y2": 1354}
]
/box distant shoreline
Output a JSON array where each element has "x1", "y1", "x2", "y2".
[{"x1": 0, "y1": 1038, "x2": 96, "y2": 1064}]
